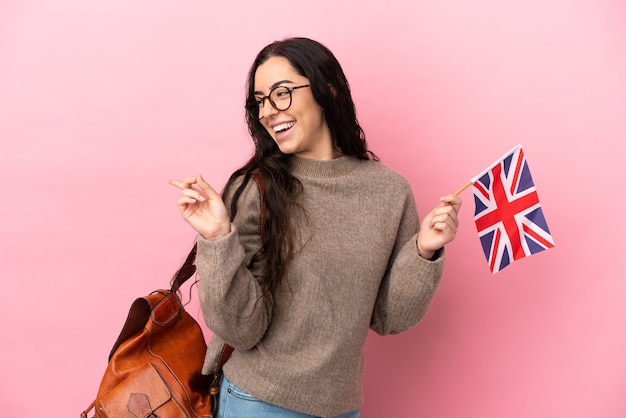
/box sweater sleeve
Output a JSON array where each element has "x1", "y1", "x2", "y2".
[
  {"x1": 370, "y1": 185, "x2": 445, "y2": 335},
  {"x1": 195, "y1": 177, "x2": 270, "y2": 350}
]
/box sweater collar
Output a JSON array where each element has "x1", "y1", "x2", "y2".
[{"x1": 290, "y1": 156, "x2": 361, "y2": 179}]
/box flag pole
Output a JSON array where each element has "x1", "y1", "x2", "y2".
[{"x1": 454, "y1": 180, "x2": 473, "y2": 196}]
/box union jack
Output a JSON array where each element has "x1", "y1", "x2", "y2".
[{"x1": 472, "y1": 145, "x2": 555, "y2": 273}]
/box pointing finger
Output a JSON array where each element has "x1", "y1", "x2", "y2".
[{"x1": 169, "y1": 176, "x2": 197, "y2": 190}]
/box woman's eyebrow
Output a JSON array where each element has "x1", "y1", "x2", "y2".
[{"x1": 253, "y1": 79, "x2": 295, "y2": 95}]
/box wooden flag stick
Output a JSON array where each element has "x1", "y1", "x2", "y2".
[{"x1": 454, "y1": 180, "x2": 473, "y2": 196}]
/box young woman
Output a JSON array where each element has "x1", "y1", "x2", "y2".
[{"x1": 170, "y1": 37, "x2": 462, "y2": 418}]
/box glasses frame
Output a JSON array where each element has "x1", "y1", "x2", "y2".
[{"x1": 251, "y1": 84, "x2": 311, "y2": 119}]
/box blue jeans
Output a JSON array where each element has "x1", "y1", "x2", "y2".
[{"x1": 216, "y1": 375, "x2": 360, "y2": 418}]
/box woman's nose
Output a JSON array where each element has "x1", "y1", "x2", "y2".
[{"x1": 260, "y1": 100, "x2": 278, "y2": 119}]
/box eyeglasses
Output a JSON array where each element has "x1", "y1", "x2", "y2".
[{"x1": 248, "y1": 84, "x2": 311, "y2": 119}]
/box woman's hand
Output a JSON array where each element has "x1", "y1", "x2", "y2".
[
  {"x1": 417, "y1": 195, "x2": 462, "y2": 260},
  {"x1": 169, "y1": 175, "x2": 231, "y2": 240}
]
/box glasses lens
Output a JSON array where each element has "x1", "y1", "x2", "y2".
[{"x1": 270, "y1": 86, "x2": 292, "y2": 111}]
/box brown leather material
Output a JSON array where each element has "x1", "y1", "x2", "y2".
[
  {"x1": 127, "y1": 392, "x2": 157, "y2": 418},
  {"x1": 82, "y1": 291, "x2": 213, "y2": 418}
]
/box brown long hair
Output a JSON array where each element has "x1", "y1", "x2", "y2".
[{"x1": 223, "y1": 37, "x2": 378, "y2": 303}]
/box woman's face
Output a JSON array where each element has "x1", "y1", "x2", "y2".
[{"x1": 253, "y1": 56, "x2": 337, "y2": 160}]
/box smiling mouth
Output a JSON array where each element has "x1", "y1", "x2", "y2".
[{"x1": 273, "y1": 121, "x2": 295, "y2": 134}]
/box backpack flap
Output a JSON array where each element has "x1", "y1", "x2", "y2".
[{"x1": 97, "y1": 363, "x2": 172, "y2": 417}]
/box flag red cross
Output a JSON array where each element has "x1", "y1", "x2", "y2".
[{"x1": 474, "y1": 163, "x2": 540, "y2": 262}]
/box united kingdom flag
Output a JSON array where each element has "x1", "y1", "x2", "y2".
[{"x1": 471, "y1": 145, "x2": 555, "y2": 273}]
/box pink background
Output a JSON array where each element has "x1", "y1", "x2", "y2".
[{"x1": 1, "y1": 0, "x2": 625, "y2": 417}]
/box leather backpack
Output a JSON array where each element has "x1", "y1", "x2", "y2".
[{"x1": 80, "y1": 245, "x2": 233, "y2": 418}]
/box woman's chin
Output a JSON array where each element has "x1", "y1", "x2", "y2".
[{"x1": 275, "y1": 141, "x2": 297, "y2": 156}]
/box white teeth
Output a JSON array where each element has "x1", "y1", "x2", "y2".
[{"x1": 273, "y1": 122, "x2": 295, "y2": 133}]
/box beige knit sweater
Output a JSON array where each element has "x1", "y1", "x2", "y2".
[{"x1": 197, "y1": 156, "x2": 444, "y2": 417}]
